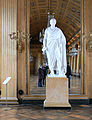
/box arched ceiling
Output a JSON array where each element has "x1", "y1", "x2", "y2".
[{"x1": 30, "y1": 0, "x2": 81, "y2": 48}]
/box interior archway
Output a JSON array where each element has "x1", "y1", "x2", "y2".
[{"x1": 29, "y1": 0, "x2": 81, "y2": 95}]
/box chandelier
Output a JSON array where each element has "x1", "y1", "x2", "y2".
[
  {"x1": 39, "y1": 0, "x2": 55, "y2": 43},
  {"x1": 39, "y1": 12, "x2": 55, "y2": 43},
  {"x1": 68, "y1": 45, "x2": 78, "y2": 56},
  {"x1": 10, "y1": 30, "x2": 31, "y2": 53}
]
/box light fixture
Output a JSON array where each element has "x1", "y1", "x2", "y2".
[
  {"x1": 47, "y1": 10, "x2": 55, "y2": 27},
  {"x1": 78, "y1": 45, "x2": 81, "y2": 51},
  {"x1": 39, "y1": 0, "x2": 55, "y2": 43},
  {"x1": 68, "y1": 45, "x2": 77, "y2": 56},
  {"x1": 10, "y1": 30, "x2": 31, "y2": 53}
]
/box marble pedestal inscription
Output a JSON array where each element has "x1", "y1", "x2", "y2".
[{"x1": 44, "y1": 77, "x2": 71, "y2": 107}]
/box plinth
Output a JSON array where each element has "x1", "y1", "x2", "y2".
[{"x1": 44, "y1": 77, "x2": 71, "y2": 108}]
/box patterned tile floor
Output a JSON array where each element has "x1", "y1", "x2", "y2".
[{"x1": 0, "y1": 104, "x2": 92, "y2": 120}]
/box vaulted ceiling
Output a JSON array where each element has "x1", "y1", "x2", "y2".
[{"x1": 30, "y1": 0, "x2": 81, "y2": 48}]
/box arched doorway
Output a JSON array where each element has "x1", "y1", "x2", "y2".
[{"x1": 28, "y1": 0, "x2": 83, "y2": 97}]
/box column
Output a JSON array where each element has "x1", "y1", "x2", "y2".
[
  {"x1": 0, "y1": 0, "x2": 17, "y2": 103},
  {"x1": 73, "y1": 56, "x2": 76, "y2": 73},
  {"x1": 37, "y1": 53, "x2": 41, "y2": 69},
  {"x1": 76, "y1": 51, "x2": 79, "y2": 73},
  {"x1": 69, "y1": 56, "x2": 71, "y2": 65},
  {"x1": 71, "y1": 56, "x2": 73, "y2": 71},
  {"x1": 75, "y1": 55, "x2": 77, "y2": 73},
  {"x1": 0, "y1": 0, "x2": 2, "y2": 92}
]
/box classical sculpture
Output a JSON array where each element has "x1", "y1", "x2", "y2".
[{"x1": 42, "y1": 18, "x2": 67, "y2": 77}]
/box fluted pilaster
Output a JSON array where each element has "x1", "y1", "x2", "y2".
[{"x1": 1, "y1": 0, "x2": 17, "y2": 100}]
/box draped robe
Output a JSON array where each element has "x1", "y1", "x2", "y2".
[{"x1": 43, "y1": 27, "x2": 67, "y2": 73}]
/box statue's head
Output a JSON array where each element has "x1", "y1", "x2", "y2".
[{"x1": 50, "y1": 18, "x2": 56, "y2": 26}]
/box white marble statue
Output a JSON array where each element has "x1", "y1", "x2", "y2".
[{"x1": 42, "y1": 18, "x2": 67, "y2": 77}]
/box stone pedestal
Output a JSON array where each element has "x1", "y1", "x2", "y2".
[{"x1": 44, "y1": 77, "x2": 71, "y2": 107}]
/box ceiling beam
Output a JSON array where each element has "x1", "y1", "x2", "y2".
[
  {"x1": 66, "y1": 29, "x2": 80, "y2": 44},
  {"x1": 67, "y1": 36, "x2": 80, "y2": 48}
]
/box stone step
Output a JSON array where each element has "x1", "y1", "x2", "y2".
[
  {"x1": 0, "y1": 101, "x2": 18, "y2": 105},
  {"x1": 0, "y1": 97, "x2": 18, "y2": 104}
]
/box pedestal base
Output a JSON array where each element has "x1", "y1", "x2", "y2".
[
  {"x1": 44, "y1": 77, "x2": 71, "y2": 108},
  {"x1": 44, "y1": 100, "x2": 71, "y2": 108}
]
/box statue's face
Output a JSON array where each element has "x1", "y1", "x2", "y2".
[{"x1": 50, "y1": 19, "x2": 56, "y2": 26}]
